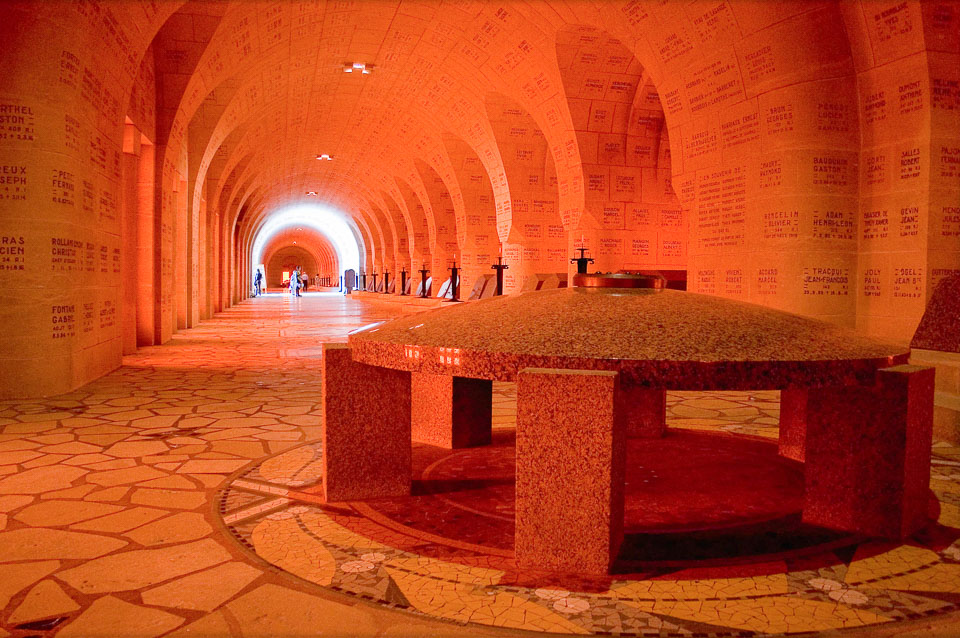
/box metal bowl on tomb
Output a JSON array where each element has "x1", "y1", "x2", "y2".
[{"x1": 348, "y1": 274, "x2": 908, "y2": 390}]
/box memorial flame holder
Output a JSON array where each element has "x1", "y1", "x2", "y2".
[
  {"x1": 570, "y1": 247, "x2": 595, "y2": 274},
  {"x1": 491, "y1": 256, "x2": 508, "y2": 296},
  {"x1": 419, "y1": 264, "x2": 430, "y2": 298},
  {"x1": 446, "y1": 258, "x2": 461, "y2": 302}
]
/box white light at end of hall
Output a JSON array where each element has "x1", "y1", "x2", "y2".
[
  {"x1": 343, "y1": 62, "x2": 373, "y2": 74},
  {"x1": 316, "y1": 154, "x2": 333, "y2": 161}
]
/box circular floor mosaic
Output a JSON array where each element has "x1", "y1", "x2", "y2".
[{"x1": 217, "y1": 392, "x2": 960, "y2": 637}]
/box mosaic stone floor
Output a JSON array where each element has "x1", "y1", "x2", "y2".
[
  {"x1": 1, "y1": 292, "x2": 959, "y2": 637},
  {"x1": 220, "y1": 388, "x2": 960, "y2": 637}
]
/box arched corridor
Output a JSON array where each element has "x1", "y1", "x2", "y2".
[
  {"x1": 1, "y1": 1, "x2": 959, "y2": 635},
  {"x1": 1, "y1": 0, "x2": 956, "y2": 397}
]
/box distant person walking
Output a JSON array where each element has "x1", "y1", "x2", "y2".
[
  {"x1": 301, "y1": 271, "x2": 309, "y2": 292},
  {"x1": 253, "y1": 269, "x2": 263, "y2": 296}
]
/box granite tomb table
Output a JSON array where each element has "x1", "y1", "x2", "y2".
[{"x1": 320, "y1": 275, "x2": 933, "y2": 575}]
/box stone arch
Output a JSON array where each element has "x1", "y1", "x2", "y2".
[
  {"x1": 265, "y1": 246, "x2": 317, "y2": 288},
  {"x1": 415, "y1": 160, "x2": 460, "y2": 292},
  {"x1": 1, "y1": 0, "x2": 956, "y2": 401},
  {"x1": 485, "y1": 93, "x2": 566, "y2": 293},
  {"x1": 555, "y1": 24, "x2": 685, "y2": 276},
  {"x1": 584, "y1": 3, "x2": 869, "y2": 328},
  {"x1": 261, "y1": 228, "x2": 339, "y2": 289},
  {"x1": 442, "y1": 134, "x2": 501, "y2": 293}
]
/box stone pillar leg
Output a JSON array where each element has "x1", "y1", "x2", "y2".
[
  {"x1": 411, "y1": 373, "x2": 492, "y2": 448},
  {"x1": 515, "y1": 368, "x2": 625, "y2": 575},
  {"x1": 803, "y1": 365, "x2": 934, "y2": 539},
  {"x1": 620, "y1": 385, "x2": 666, "y2": 438},
  {"x1": 321, "y1": 343, "x2": 411, "y2": 501},
  {"x1": 779, "y1": 388, "x2": 807, "y2": 461}
]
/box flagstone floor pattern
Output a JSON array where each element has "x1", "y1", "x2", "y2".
[
  {"x1": 221, "y1": 390, "x2": 960, "y2": 637},
  {"x1": 0, "y1": 292, "x2": 958, "y2": 637}
]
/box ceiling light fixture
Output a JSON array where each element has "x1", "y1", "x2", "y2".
[
  {"x1": 306, "y1": 191, "x2": 318, "y2": 196},
  {"x1": 343, "y1": 62, "x2": 373, "y2": 74},
  {"x1": 316, "y1": 154, "x2": 333, "y2": 161}
]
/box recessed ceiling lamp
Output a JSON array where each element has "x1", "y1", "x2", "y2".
[
  {"x1": 343, "y1": 62, "x2": 373, "y2": 74},
  {"x1": 316, "y1": 154, "x2": 333, "y2": 161}
]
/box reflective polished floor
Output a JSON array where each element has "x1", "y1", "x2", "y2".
[{"x1": 1, "y1": 293, "x2": 959, "y2": 638}]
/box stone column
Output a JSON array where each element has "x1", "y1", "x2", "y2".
[
  {"x1": 120, "y1": 124, "x2": 141, "y2": 356},
  {"x1": 411, "y1": 373, "x2": 492, "y2": 448},
  {"x1": 136, "y1": 141, "x2": 157, "y2": 346},
  {"x1": 515, "y1": 368, "x2": 625, "y2": 575},
  {"x1": 320, "y1": 344, "x2": 411, "y2": 502},
  {"x1": 778, "y1": 388, "x2": 807, "y2": 461},
  {"x1": 620, "y1": 385, "x2": 666, "y2": 438},
  {"x1": 803, "y1": 365, "x2": 934, "y2": 539}
]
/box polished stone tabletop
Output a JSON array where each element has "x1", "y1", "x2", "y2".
[{"x1": 348, "y1": 288, "x2": 909, "y2": 390}]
